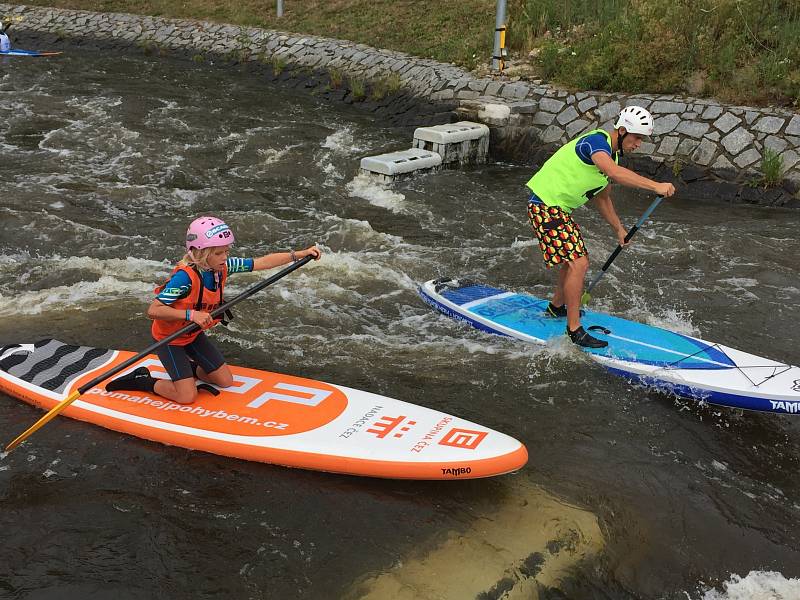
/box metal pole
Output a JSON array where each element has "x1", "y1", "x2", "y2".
[
  {"x1": 492, "y1": 0, "x2": 507, "y2": 72},
  {"x1": 277, "y1": 0, "x2": 284, "y2": 18}
]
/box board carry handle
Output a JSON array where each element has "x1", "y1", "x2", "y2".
[
  {"x1": 581, "y1": 196, "x2": 664, "y2": 304},
  {"x1": 4, "y1": 255, "x2": 315, "y2": 452}
]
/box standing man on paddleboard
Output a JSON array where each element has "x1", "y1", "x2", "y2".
[
  {"x1": 0, "y1": 22, "x2": 11, "y2": 53},
  {"x1": 526, "y1": 105, "x2": 675, "y2": 348},
  {"x1": 105, "y1": 216, "x2": 321, "y2": 404}
]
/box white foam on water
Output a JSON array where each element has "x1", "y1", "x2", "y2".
[
  {"x1": 13, "y1": 210, "x2": 140, "y2": 241},
  {"x1": 217, "y1": 132, "x2": 246, "y2": 163},
  {"x1": 713, "y1": 279, "x2": 761, "y2": 301},
  {"x1": 346, "y1": 173, "x2": 409, "y2": 214},
  {"x1": 1, "y1": 252, "x2": 166, "y2": 277},
  {"x1": 321, "y1": 126, "x2": 363, "y2": 154},
  {"x1": 38, "y1": 124, "x2": 76, "y2": 157},
  {"x1": 304, "y1": 249, "x2": 418, "y2": 290},
  {"x1": 144, "y1": 100, "x2": 191, "y2": 131},
  {"x1": 52, "y1": 255, "x2": 170, "y2": 278},
  {"x1": 617, "y1": 291, "x2": 700, "y2": 337},
  {"x1": 223, "y1": 246, "x2": 416, "y2": 295},
  {"x1": 257, "y1": 144, "x2": 300, "y2": 165},
  {"x1": 717, "y1": 277, "x2": 759, "y2": 288},
  {"x1": 172, "y1": 188, "x2": 204, "y2": 207},
  {"x1": 322, "y1": 161, "x2": 342, "y2": 186},
  {"x1": 151, "y1": 154, "x2": 192, "y2": 188},
  {"x1": 700, "y1": 571, "x2": 800, "y2": 600},
  {"x1": 0, "y1": 276, "x2": 152, "y2": 317},
  {"x1": 510, "y1": 237, "x2": 538, "y2": 250},
  {"x1": 317, "y1": 213, "x2": 406, "y2": 251},
  {"x1": 36, "y1": 97, "x2": 144, "y2": 178},
  {"x1": 640, "y1": 305, "x2": 699, "y2": 336}
]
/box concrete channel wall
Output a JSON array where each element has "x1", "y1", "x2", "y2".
[{"x1": 3, "y1": 3, "x2": 800, "y2": 207}]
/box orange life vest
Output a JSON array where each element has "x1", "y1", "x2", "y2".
[{"x1": 151, "y1": 264, "x2": 228, "y2": 346}]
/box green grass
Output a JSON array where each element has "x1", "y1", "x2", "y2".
[
  {"x1": 507, "y1": 0, "x2": 800, "y2": 106},
  {"x1": 349, "y1": 77, "x2": 365, "y2": 100},
  {"x1": 9, "y1": 0, "x2": 800, "y2": 106},
  {"x1": 759, "y1": 148, "x2": 785, "y2": 187},
  {"x1": 328, "y1": 67, "x2": 344, "y2": 90},
  {"x1": 271, "y1": 55, "x2": 286, "y2": 75},
  {"x1": 370, "y1": 72, "x2": 402, "y2": 101}
]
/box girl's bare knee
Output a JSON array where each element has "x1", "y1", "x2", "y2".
[
  {"x1": 209, "y1": 366, "x2": 233, "y2": 388},
  {"x1": 171, "y1": 379, "x2": 199, "y2": 404},
  {"x1": 174, "y1": 390, "x2": 198, "y2": 405}
]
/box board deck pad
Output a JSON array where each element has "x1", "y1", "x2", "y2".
[
  {"x1": 420, "y1": 278, "x2": 800, "y2": 414},
  {"x1": 0, "y1": 339, "x2": 528, "y2": 479}
]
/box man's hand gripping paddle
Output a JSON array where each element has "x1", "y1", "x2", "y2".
[
  {"x1": 4, "y1": 255, "x2": 314, "y2": 452},
  {"x1": 581, "y1": 196, "x2": 664, "y2": 305}
]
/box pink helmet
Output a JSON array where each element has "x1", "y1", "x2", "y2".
[{"x1": 185, "y1": 216, "x2": 235, "y2": 252}]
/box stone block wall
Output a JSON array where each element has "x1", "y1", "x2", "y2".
[{"x1": 2, "y1": 3, "x2": 799, "y2": 206}]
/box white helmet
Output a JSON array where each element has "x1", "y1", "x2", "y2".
[{"x1": 615, "y1": 105, "x2": 654, "y2": 136}]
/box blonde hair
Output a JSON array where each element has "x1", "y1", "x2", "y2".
[{"x1": 179, "y1": 247, "x2": 215, "y2": 271}]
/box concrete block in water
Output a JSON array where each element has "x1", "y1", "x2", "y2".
[
  {"x1": 412, "y1": 121, "x2": 489, "y2": 165},
  {"x1": 359, "y1": 148, "x2": 442, "y2": 181}
]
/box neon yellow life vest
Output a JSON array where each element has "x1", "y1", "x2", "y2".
[{"x1": 526, "y1": 129, "x2": 618, "y2": 213}]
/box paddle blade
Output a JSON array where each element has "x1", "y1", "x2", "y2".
[
  {"x1": 580, "y1": 290, "x2": 591, "y2": 305},
  {"x1": 5, "y1": 390, "x2": 81, "y2": 452}
]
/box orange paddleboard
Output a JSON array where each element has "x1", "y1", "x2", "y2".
[{"x1": 0, "y1": 339, "x2": 527, "y2": 479}]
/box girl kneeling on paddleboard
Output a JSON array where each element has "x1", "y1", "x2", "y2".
[{"x1": 106, "y1": 216, "x2": 321, "y2": 404}]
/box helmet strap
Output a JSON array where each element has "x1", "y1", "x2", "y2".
[{"x1": 617, "y1": 129, "x2": 628, "y2": 158}]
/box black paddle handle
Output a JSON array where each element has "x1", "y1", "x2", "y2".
[
  {"x1": 76, "y1": 255, "x2": 314, "y2": 394},
  {"x1": 599, "y1": 225, "x2": 640, "y2": 273}
]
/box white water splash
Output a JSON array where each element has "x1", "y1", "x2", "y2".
[
  {"x1": 321, "y1": 126, "x2": 362, "y2": 154},
  {"x1": 9, "y1": 254, "x2": 169, "y2": 279},
  {"x1": 346, "y1": 173, "x2": 408, "y2": 213},
  {"x1": 257, "y1": 144, "x2": 300, "y2": 165},
  {"x1": 700, "y1": 571, "x2": 800, "y2": 599},
  {"x1": 0, "y1": 276, "x2": 152, "y2": 316}
]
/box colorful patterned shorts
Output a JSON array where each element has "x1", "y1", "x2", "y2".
[{"x1": 527, "y1": 201, "x2": 587, "y2": 268}]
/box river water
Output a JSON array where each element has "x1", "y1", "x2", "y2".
[{"x1": 1, "y1": 50, "x2": 800, "y2": 600}]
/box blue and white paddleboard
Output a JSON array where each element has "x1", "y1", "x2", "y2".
[
  {"x1": 420, "y1": 278, "x2": 800, "y2": 414},
  {"x1": 0, "y1": 49, "x2": 61, "y2": 57}
]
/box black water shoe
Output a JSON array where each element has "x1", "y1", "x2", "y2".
[
  {"x1": 566, "y1": 326, "x2": 608, "y2": 349},
  {"x1": 545, "y1": 303, "x2": 584, "y2": 318},
  {"x1": 105, "y1": 366, "x2": 156, "y2": 393}
]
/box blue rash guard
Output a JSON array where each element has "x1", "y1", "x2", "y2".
[
  {"x1": 156, "y1": 257, "x2": 254, "y2": 305},
  {"x1": 574, "y1": 131, "x2": 614, "y2": 165}
]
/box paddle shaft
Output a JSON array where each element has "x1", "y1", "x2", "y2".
[
  {"x1": 5, "y1": 255, "x2": 313, "y2": 451},
  {"x1": 584, "y1": 196, "x2": 664, "y2": 295}
]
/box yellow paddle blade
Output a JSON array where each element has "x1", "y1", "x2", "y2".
[
  {"x1": 5, "y1": 389, "x2": 81, "y2": 452},
  {"x1": 580, "y1": 290, "x2": 591, "y2": 305}
]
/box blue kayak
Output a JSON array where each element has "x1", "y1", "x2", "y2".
[{"x1": 420, "y1": 278, "x2": 800, "y2": 414}]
